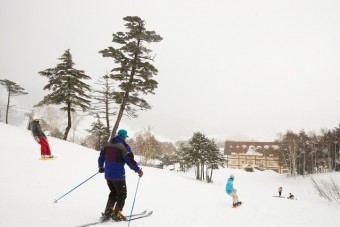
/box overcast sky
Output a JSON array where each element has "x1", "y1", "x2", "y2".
[{"x1": 1, "y1": 0, "x2": 340, "y2": 142}]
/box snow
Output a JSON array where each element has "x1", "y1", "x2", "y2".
[{"x1": 0, "y1": 122, "x2": 339, "y2": 227}]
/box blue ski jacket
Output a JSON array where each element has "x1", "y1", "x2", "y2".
[
  {"x1": 98, "y1": 135, "x2": 140, "y2": 181},
  {"x1": 225, "y1": 178, "x2": 234, "y2": 194}
]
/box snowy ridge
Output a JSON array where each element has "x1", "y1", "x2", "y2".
[{"x1": 0, "y1": 122, "x2": 339, "y2": 227}]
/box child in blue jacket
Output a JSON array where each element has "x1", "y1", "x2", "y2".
[{"x1": 225, "y1": 174, "x2": 242, "y2": 207}]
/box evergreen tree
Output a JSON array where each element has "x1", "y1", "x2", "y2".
[
  {"x1": 177, "y1": 132, "x2": 225, "y2": 182},
  {"x1": 0, "y1": 79, "x2": 28, "y2": 124},
  {"x1": 99, "y1": 16, "x2": 163, "y2": 138},
  {"x1": 85, "y1": 115, "x2": 109, "y2": 150},
  {"x1": 188, "y1": 132, "x2": 209, "y2": 180},
  {"x1": 176, "y1": 142, "x2": 192, "y2": 172},
  {"x1": 36, "y1": 49, "x2": 91, "y2": 140},
  {"x1": 205, "y1": 139, "x2": 225, "y2": 183},
  {"x1": 297, "y1": 130, "x2": 309, "y2": 175}
]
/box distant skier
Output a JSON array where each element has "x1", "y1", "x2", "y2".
[
  {"x1": 278, "y1": 186, "x2": 283, "y2": 197},
  {"x1": 225, "y1": 174, "x2": 242, "y2": 207},
  {"x1": 287, "y1": 193, "x2": 295, "y2": 200},
  {"x1": 98, "y1": 129, "x2": 143, "y2": 221},
  {"x1": 31, "y1": 115, "x2": 54, "y2": 159}
]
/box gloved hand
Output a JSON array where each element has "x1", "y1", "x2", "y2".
[
  {"x1": 34, "y1": 136, "x2": 40, "y2": 143},
  {"x1": 137, "y1": 169, "x2": 143, "y2": 177},
  {"x1": 99, "y1": 167, "x2": 105, "y2": 173}
]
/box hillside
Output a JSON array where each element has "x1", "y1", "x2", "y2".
[{"x1": 0, "y1": 122, "x2": 339, "y2": 227}]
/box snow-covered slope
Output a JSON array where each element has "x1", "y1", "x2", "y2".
[{"x1": 0, "y1": 122, "x2": 339, "y2": 227}]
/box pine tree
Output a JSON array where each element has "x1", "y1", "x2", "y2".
[
  {"x1": 86, "y1": 115, "x2": 109, "y2": 150},
  {"x1": 177, "y1": 132, "x2": 225, "y2": 182},
  {"x1": 36, "y1": 49, "x2": 91, "y2": 140},
  {"x1": 99, "y1": 16, "x2": 163, "y2": 137},
  {"x1": 188, "y1": 132, "x2": 210, "y2": 180},
  {"x1": 176, "y1": 142, "x2": 192, "y2": 172},
  {"x1": 205, "y1": 139, "x2": 225, "y2": 183},
  {"x1": 0, "y1": 79, "x2": 28, "y2": 124}
]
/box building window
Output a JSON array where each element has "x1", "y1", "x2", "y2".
[{"x1": 267, "y1": 161, "x2": 275, "y2": 167}]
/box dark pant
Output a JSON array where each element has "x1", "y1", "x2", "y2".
[{"x1": 104, "y1": 180, "x2": 127, "y2": 214}]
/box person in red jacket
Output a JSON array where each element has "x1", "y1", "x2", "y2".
[{"x1": 31, "y1": 115, "x2": 54, "y2": 159}]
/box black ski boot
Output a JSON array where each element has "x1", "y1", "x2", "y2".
[
  {"x1": 101, "y1": 209, "x2": 115, "y2": 221},
  {"x1": 112, "y1": 210, "x2": 127, "y2": 221}
]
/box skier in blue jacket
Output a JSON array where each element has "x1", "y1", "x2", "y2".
[
  {"x1": 98, "y1": 129, "x2": 143, "y2": 221},
  {"x1": 225, "y1": 174, "x2": 242, "y2": 207}
]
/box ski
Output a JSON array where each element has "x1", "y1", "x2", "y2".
[
  {"x1": 126, "y1": 210, "x2": 147, "y2": 218},
  {"x1": 78, "y1": 210, "x2": 150, "y2": 227},
  {"x1": 38, "y1": 157, "x2": 57, "y2": 161},
  {"x1": 273, "y1": 196, "x2": 285, "y2": 198},
  {"x1": 127, "y1": 211, "x2": 153, "y2": 221}
]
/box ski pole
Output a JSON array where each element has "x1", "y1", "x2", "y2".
[
  {"x1": 54, "y1": 171, "x2": 99, "y2": 203},
  {"x1": 127, "y1": 176, "x2": 141, "y2": 227}
]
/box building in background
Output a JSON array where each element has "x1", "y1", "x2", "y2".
[{"x1": 224, "y1": 141, "x2": 288, "y2": 174}]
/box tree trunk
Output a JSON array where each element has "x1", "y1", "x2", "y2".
[
  {"x1": 111, "y1": 43, "x2": 139, "y2": 138},
  {"x1": 111, "y1": 99, "x2": 126, "y2": 138},
  {"x1": 105, "y1": 99, "x2": 110, "y2": 137},
  {"x1": 201, "y1": 163, "x2": 205, "y2": 181},
  {"x1": 105, "y1": 84, "x2": 110, "y2": 138},
  {"x1": 5, "y1": 89, "x2": 10, "y2": 124},
  {"x1": 196, "y1": 164, "x2": 200, "y2": 180},
  {"x1": 63, "y1": 102, "x2": 72, "y2": 140}
]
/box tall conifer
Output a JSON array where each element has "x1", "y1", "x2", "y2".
[
  {"x1": 36, "y1": 49, "x2": 91, "y2": 140},
  {"x1": 99, "y1": 16, "x2": 162, "y2": 137},
  {"x1": 0, "y1": 79, "x2": 28, "y2": 124}
]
